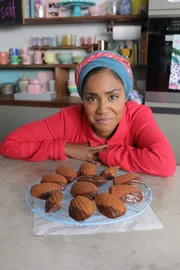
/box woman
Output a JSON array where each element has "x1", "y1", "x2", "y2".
[{"x1": 0, "y1": 50, "x2": 176, "y2": 177}]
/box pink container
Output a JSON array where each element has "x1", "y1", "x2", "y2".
[
  {"x1": 28, "y1": 79, "x2": 43, "y2": 94},
  {"x1": 0, "y1": 52, "x2": 8, "y2": 65},
  {"x1": 88, "y1": 6, "x2": 103, "y2": 16}
]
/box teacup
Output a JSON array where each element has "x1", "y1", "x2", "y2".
[{"x1": 44, "y1": 53, "x2": 56, "y2": 64}]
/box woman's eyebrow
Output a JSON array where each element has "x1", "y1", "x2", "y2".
[
  {"x1": 105, "y1": 88, "x2": 122, "y2": 94},
  {"x1": 84, "y1": 88, "x2": 122, "y2": 95}
]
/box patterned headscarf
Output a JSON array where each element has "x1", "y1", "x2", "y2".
[{"x1": 75, "y1": 50, "x2": 134, "y2": 99}]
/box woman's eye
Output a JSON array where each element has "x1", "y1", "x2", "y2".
[
  {"x1": 108, "y1": 95, "x2": 118, "y2": 100},
  {"x1": 87, "y1": 96, "x2": 97, "y2": 102}
]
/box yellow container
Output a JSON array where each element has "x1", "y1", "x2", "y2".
[
  {"x1": 63, "y1": 35, "x2": 72, "y2": 46},
  {"x1": 131, "y1": 0, "x2": 147, "y2": 15}
]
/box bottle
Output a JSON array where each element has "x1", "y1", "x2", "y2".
[
  {"x1": 38, "y1": 4, "x2": 44, "y2": 18},
  {"x1": 125, "y1": 41, "x2": 134, "y2": 65}
]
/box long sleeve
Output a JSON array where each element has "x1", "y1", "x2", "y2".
[
  {"x1": 99, "y1": 106, "x2": 176, "y2": 177},
  {"x1": 0, "y1": 110, "x2": 68, "y2": 161}
]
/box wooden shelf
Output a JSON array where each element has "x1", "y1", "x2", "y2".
[
  {"x1": 0, "y1": 64, "x2": 146, "y2": 69},
  {"x1": 29, "y1": 46, "x2": 89, "y2": 50},
  {"x1": 0, "y1": 64, "x2": 78, "y2": 69},
  {"x1": 24, "y1": 15, "x2": 147, "y2": 25},
  {"x1": 0, "y1": 94, "x2": 81, "y2": 108}
]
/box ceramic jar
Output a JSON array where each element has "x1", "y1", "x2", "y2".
[
  {"x1": 28, "y1": 79, "x2": 42, "y2": 94},
  {"x1": 18, "y1": 75, "x2": 29, "y2": 93}
]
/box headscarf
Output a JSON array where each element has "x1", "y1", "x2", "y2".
[{"x1": 75, "y1": 50, "x2": 137, "y2": 100}]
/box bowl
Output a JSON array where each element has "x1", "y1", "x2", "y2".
[
  {"x1": 88, "y1": 6, "x2": 103, "y2": 16},
  {"x1": 68, "y1": 86, "x2": 77, "y2": 94},
  {"x1": 1, "y1": 83, "x2": 15, "y2": 94},
  {"x1": 56, "y1": 52, "x2": 73, "y2": 64},
  {"x1": 72, "y1": 55, "x2": 85, "y2": 64}
]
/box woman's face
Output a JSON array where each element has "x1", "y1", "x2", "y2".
[{"x1": 82, "y1": 69, "x2": 126, "y2": 139}]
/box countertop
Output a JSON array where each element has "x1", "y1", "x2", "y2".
[{"x1": 0, "y1": 155, "x2": 180, "y2": 270}]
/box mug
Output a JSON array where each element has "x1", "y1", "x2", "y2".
[
  {"x1": 10, "y1": 55, "x2": 20, "y2": 65},
  {"x1": 21, "y1": 55, "x2": 31, "y2": 65},
  {"x1": 9, "y1": 48, "x2": 19, "y2": 56},
  {"x1": 19, "y1": 48, "x2": 29, "y2": 56},
  {"x1": 0, "y1": 52, "x2": 8, "y2": 65},
  {"x1": 34, "y1": 50, "x2": 45, "y2": 64},
  {"x1": 44, "y1": 53, "x2": 56, "y2": 64}
]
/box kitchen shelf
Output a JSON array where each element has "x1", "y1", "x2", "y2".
[
  {"x1": 0, "y1": 64, "x2": 78, "y2": 69},
  {"x1": 24, "y1": 15, "x2": 147, "y2": 25},
  {"x1": 0, "y1": 94, "x2": 81, "y2": 108},
  {"x1": 29, "y1": 46, "x2": 89, "y2": 50},
  {"x1": 0, "y1": 64, "x2": 146, "y2": 69}
]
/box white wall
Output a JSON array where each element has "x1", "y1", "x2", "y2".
[{"x1": 0, "y1": 23, "x2": 110, "y2": 50}]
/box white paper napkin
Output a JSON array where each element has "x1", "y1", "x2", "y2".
[{"x1": 32, "y1": 206, "x2": 163, "y2": 236}]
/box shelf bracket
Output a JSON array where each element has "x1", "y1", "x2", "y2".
[{"x1": 106, "y1": 20, "x2": 114, "y2": 33}]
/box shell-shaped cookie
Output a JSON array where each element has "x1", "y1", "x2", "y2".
[
  {"x1": 100, "y1": 166, "x2": 119, "y2": 180},
  {"x1": 113, "y1": 173, "x2": 142, "y2": 188},
  {"x1": 45, "y1": 191, "x2": 63, "y2": 213},
  {"x1": 109, "y1": 185, "x2": 143, "y2": 203},
  {"x1": 69, "y1": 195, "x2": 95, "y2": 221},
  {"x1": 55, "y1": 164, "x2": 77, "y2": 183},
  {"x1": 31, "y1": 182, "x2": 61, "y2": 200},
  {"x1": 77, "y1": 162, "x2": 97, "y2": 176},
  {"x1": 70, "y1": 181, "x2": 98, "y2": 200},
  {"x1": 41, "y1": 173, "x2": 68, "y2": 190},
  {"x1": 95, "y1": 192, "x2": 126, "y2": 219},
  {"x1": 76, "y1": 175, "x2": 107, "y2": 187}
]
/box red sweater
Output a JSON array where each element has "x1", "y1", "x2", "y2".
[{"x1": 0, "y1": 101, "x2": 176, "y2": 177}]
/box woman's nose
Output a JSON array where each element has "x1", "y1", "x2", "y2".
[{"x1": 96, "y1": 100, "x2": 109, "y2": 114}]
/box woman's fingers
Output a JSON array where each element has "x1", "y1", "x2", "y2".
[{"x1": 92, "y1": 144, "x2": 108, "y2": 150}]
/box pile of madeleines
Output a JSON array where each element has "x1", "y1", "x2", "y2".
[{"x1": 30, "y1": 162, "x2": 143, "y2": 222}]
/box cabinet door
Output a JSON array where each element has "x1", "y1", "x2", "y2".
[
  {"x1": 153, "y1": 113, "x2": 180, "y2": 165},
  {"x1": 149, "y1": 0, "x2": 180, "y2": 10},
  {"x1": 0, "y1": 106, "x2": 60, "y2": 141}
]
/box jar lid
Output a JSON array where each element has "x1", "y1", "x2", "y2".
[
  {"x1": 29, "y1": 79, "x2": 41, "y2": 84},
  {"x1": 19, "y1": 75, "x2": 29, "y2": 81}
]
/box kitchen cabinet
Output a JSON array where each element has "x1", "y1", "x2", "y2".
[
  {"x1": 0, "y1": 106, "x2": 59, "y2": 141},
  {"x1": 149, "y1": 0, "x2": 180, "y2": 16},
  {"x1": 153, "y1": 113, "x2": 180, "y2": 165}
]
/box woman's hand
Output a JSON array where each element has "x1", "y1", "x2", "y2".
[{"x1": 64, "y1": 143, "x2": 108, "y2": 165}]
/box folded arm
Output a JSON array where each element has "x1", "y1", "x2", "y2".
[
  {"x1": 0, "y1": 112, "x2": 68, "y2": 161},
  {"x1": 99, "y1": 107, "x2": 176, "y2": 177}
]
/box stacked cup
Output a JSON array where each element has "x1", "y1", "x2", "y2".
[
  {"x1": 67, "y1": 80, "x2": 77, "y2": 95},
  {"x1": 9, "y1": 48, "x2": 20, "y2": 65}
]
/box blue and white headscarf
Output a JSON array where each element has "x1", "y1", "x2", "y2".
[{"x1": 75, "y1": 50, "x2": 143, "y2": 104}]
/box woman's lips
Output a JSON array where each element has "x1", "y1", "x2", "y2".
[{"x1": 96, "y1": 118, "x2": 113, "y2": 123}]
